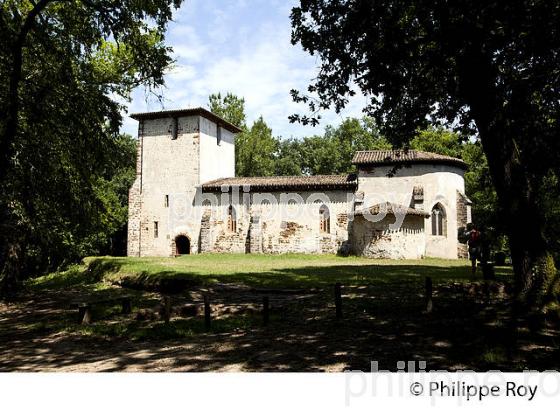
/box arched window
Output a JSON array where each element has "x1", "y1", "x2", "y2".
[
  {"x1": 227, "y1": 205, "x2": 237, "y2": 232},
  {"x1": 319, "y1": 204, "x2": 330, "y2": 233},
  {"x1": 431, "y1": 203, "x2": 447, "y2": 236}
]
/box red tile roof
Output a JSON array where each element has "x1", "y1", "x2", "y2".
[
  {"x1": 201, "y1": 174, "x2": 358, "y2": 192},
  {"x1": 352, "y1": 150, "x2": 467, "y2": 169}
]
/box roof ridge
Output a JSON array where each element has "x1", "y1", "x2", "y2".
[
  {"x1": 206, "y1": 174, "x2": 354, "y2": 180},
  {"x1": 201, "y1": 174, "x2": 358, "y2": 191},
  {"x1": 351, "y1": 149, "x2": 466, "y2": 169},
  {"x1": 129, "y1": 107, "x2": 243, "y2": 133}
]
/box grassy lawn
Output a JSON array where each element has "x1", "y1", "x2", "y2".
[
  {"x1": 29, "y1": 253, "x2": 513, "y2": 291},
  {"x1": 6, "y1": 254, "x2": 558, "y2": 372}
]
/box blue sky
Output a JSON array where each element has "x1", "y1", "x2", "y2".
[{"x1": 121, "y1": 0, "x2": 368, "y2": 138}]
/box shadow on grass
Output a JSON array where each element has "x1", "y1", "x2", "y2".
[
  {"x1": 12, "y1": 256, "x2": 554, "y2": 372},
  {"x1": 28, "y1": 258, "x2": 123, "y2": 290},
  {"x1": 114, "y1": 263, "x2": 513, "y2": 291},
  {"x1": 68, "y1": 315, "x2": 264, "y2": 341},
  {"x1": 28, "y1": 255, "x2": 514, "y2": 293}
]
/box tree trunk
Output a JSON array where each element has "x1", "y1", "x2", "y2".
[
  {"x1": 478, "y1": 126, "x2": 558, "y2": 312},
  {"x1": 0, "y1": 236, "x2": 23, "y2": 298},
  {"x1": 456, "y1": 44, "x2": 558, "y2": 314}
]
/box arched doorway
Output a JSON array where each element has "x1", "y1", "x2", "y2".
[{"x1": 175, "y1": 235, "x2": 190, "y2": 255}]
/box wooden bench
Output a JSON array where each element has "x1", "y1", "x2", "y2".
[{"x1": 70, "y1": 296, "x2": 132, "y2": 324}]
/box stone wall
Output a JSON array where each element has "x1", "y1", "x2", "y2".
[
  {"x1": 197, "y1": 190, "x2": 353, "y2": 255},
  {"x1": 127, "y1": 122, "x2": 143, "y2": 257},
  {"x1": 456, "y1": 190, "x2": 470, "y2": 258},
  {"x1": 357, "y1": 163, "x2": 466, "y2": 259},
  {"x1": 350, "y1": 214, "x2": 426, "y2": 259},
  {"x1": 128, "y1": 112, "x2": 471, "y2": 260}
]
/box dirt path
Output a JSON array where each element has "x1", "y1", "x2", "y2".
[{"x1": 1, "y1": 283, "x2": 559, "y2": 372}]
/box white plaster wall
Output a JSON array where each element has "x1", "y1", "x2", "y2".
[
  {"x1": 357, "y1": 163, "x2": 466, "y2": 259},
  {"x1": 136, "y1": 116, "x2": 202, "y2": 256},
  {"x1": 199, "y1": 117, "x2": 235, "y2": 183}
]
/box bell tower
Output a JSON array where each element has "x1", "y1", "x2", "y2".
[{"x1": 127, "y1": 108, "x2": 241, "y2": 257}]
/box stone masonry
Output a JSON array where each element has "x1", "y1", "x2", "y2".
[{"x1": 128, "y1": 108, "x2": 472, "y2": 259}]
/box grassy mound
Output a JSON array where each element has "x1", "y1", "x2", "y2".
[{"x1": 27, "y1": 254, "x2": 513, "y2": 292}]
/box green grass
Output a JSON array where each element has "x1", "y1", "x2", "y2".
[
  {"x1": 18, "y1": 255, "x2": 545, "y2": 371},
  {"x1": 27, "y1": 253, "x2": 513, "y2": 291}
]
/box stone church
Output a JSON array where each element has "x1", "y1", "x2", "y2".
[{"x1": 127, "y1": 108, "x2": 472, "y2": 259}]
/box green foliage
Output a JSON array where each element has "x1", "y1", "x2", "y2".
[
  {"x1": 209, "y1": 93, "x2": 393, "y2": 177},
  {"x1": 301, "y1": 117, "x2": 390, "y2": 174},
  {"x1": 208, "y1": 92, "x2": 247, "y2": 129},
  {"x1": 236, "y1": 117, "x2": 278, "y2": 177},
  {"x1": 461, "y1": 141, "x2": 502, "y2": 240},
  {"x1": 539, "y1": 172, "x2": 560, "y2": 261},
  {"x1": 410, "y1": 126, "x2": 463, "y2": 157},
  {"x1": 275, "y1": 138, "x2": 304, "y2": 176},
  {"x1": 90, "y1": 134, "x2": 137, "y2": 256},
  {"x1": 290, "y1": 0, "x2": 560, "y2": 305},
  {"x1": 208, "y1": 93, "x2": 279, "y2": 177},
  {"x1": 0, "y1": 0, "x2": 182, "y2": 288}
]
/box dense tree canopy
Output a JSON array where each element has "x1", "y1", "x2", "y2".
[
  {"x1": 290, "y1": 0, "x2": 560, "y2": 310},
  {"x1": 208, "y1": 92, "x2": 247, "y2": 129},
  {"x1": 208, "y1": 93, "x2": 278, "y2": 176},
  {"x1": 236, "y1": 117, "x2": 278, "y2": 177},
  {"x1": 0, "y1": 0, "x2": 183, "y2": 294},
  {"x1": 209, "y1": 93, "x2": 392, "y2": 177},
  {"x1": 307, "y1": 117, "x2": 391, "y2": 175}
]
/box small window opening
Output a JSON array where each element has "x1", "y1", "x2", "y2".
[
  {"x1": 227, "y1": 205, "x2": 237, "y2": 232},
  {"x1": 171, "y1": 117, "x2": 178, "y2": 140},
  {"x1": 431, "y1": 203, "x2": 447, "y2": 236},
  {"x1": 319, "y1": 204, "x2": 330, "y2": 233}
]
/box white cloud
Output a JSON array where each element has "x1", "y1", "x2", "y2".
[
  {"x1": 120, "y1": 1, "x2": 368, "y2": 138},
  {"x1": 168, "y1": 25, "x2": 207, "y2": 62}
]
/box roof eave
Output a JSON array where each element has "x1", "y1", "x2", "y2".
[
  {"x1": 129, "y1": 107, "x2": 243, "y2": 134},
  {"x1": 201, "y1": 183, "x2": 358, "y2": 192},
  {"x1": 353, "y1": 159, "x2": 468, "y2": 170}
]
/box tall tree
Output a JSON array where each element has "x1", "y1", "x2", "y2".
[
  {"x1": 237, "y1": 117, "x2": 277, "y2": 177},
  {"x1": 0, "y1": 0, "x2": 183, "y2": 295},
  {"x1": 208, "y1": 92, "x2": 249, "y2": 175},
  {"x1": 410, "y1": 126, "x2": 463, "y2": 157},
  {"x1": 291, "y1": 0, "x2": 560, "y2": 311},
  {"x1": 208, "y1": 92, "x2": 247, "y2": 129},
  {"x1": 298, "y1": 117, "x2": 390, "y2": 175},
  {"x1": 274, "y1": 138, "x2": 304, "y2": 176},
  {"x1": 208, "y1": 93, "x2": 277, "y2": 177},
  {"x1": 92, "y1": 133, "x2": 137, "y2": 258}
]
